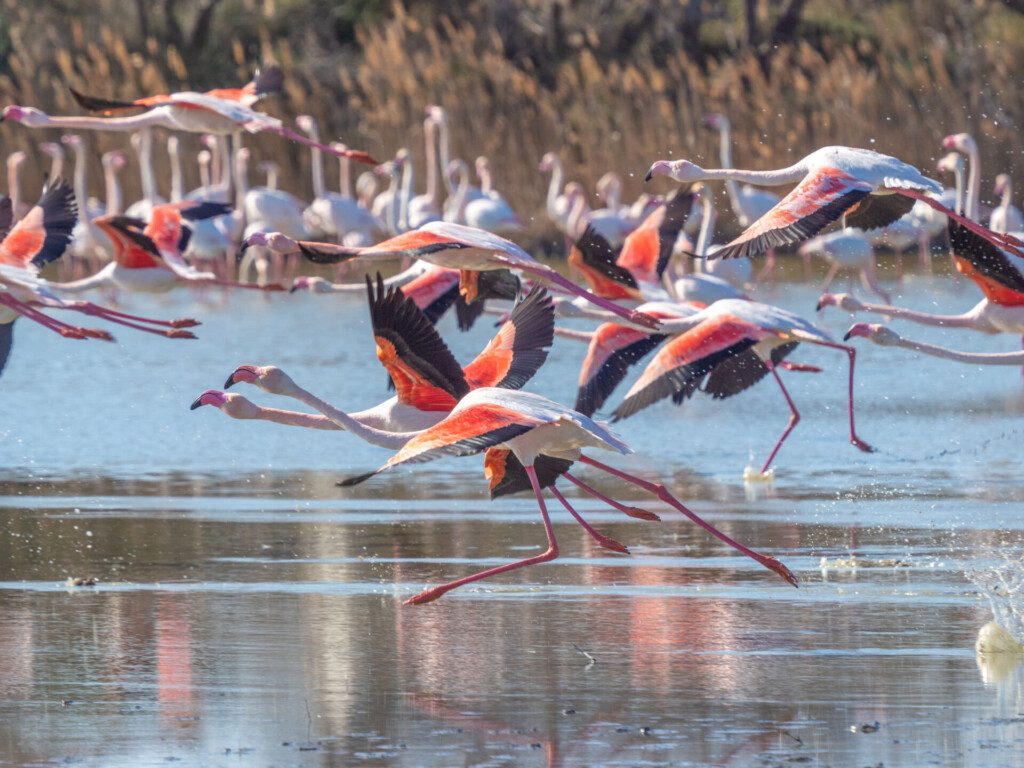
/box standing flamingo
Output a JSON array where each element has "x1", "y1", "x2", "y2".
[
  {"x1": 798, "y1": 228, "x2": 890, "y2": 303},
  {"x1": 990, "y1": 175, "x2": 1024, "y2": 235},
  {"x1": 645, "y1": 146, "x2": 1022, "y2": 259},
  {"x1": 245, "y1": 221, "x2": 662, "y2": 328},
  {"x1": 539, "y1": 152, "x2": 572, "y2": 235}
]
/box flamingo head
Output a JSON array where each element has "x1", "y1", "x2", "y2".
[
  {"x1": 6, "y1": 150, "x2": 26, "y2": 169},
  {"x1": 646, "y1": 159, "x2": 702, "y2": 183},
  {"x1": 295, "y1": 114, "x2": 314, "y2": 133},
  {"x1": 425, "y1": 105, "x2": 446, "y2": 125},
  {"x1": 201, "y1": 134, "x2": 218, "y2": 151},
  {"x1": 843, "y1": 322, "x2": 899, "y2": 345},
  {"x1": 330, "y1": 141, "x2": 348, "y2": 154},
  {"x1": 942, "y1": 133, "x2": 976, "y2": 154},
  {"x1": 538, "y1": 152, "x2": 559, "y2": 173},
  {"x1": 445, "y1": 158, "x2": 467, "y2": 184},
  {"x1": 935, "y1": 152, "x2": 963, "y2": 175},
  {"x1": 190, "y1": 389, "x2": 230, "y2": 410},
  {"x1": 190, "y1": 390, "x2": 262, "y2": 418},
  {"x1": 60, "y1": 134, "x2": 83, "y2": 149},
  {"x1": 1, "y1": 105, "x2": 47, "y2": 127},
  {"x1": 994, "y1": 173, "x2": 1011, "y2": 197},
  {"x1": 702, "y1": 112, "x2": 728, "y2": 131},
  {"x1": 475, "y1": 155, "x2": 489, "y2": 175},
  {"x1": 224, "y1": 364, "x2": 295, "y2": 395},
  {"x1": 289, "y1": 275, "x2": 332, "y2": 293},
  {"x1": 101, "y1": 150, "x2": 126, "y2": 170},
  {"x1": 563, "y1": 181, "x2": 584, "y2": 202},
  {"x1": 38, "y1": 141, "x2": 63, "y2": 159},
  {"x1": 242, "y1": 231, "x2": 295, "y2": 254}
]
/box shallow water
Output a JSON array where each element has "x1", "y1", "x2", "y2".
[{"x1": 3, "y1": 263, "x2": 1024, "y2": 766}]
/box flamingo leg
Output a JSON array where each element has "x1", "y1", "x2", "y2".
[
  {"x1": 812, "y1": 340, "x2": 874, "y2": 453},
  {"x1": 0, "y1": 294, "x2": 111, "y2": 340},
  {"x1": 819, "y1": 263, "x2": 839, "y2": 294},
  {"x1": 274, "y1": 126, "x2": 378, "y2": 165},
  {"x1": 759, "y1": 363, "x2": 800, "y2": 475},
  {"x1": 755, "y1": 249, "x2": 777, "y2": 285},
  {"x1": 405, "y1": 464, "x2": 560, "y2": 605},
  {"x1": 549, "y1": 486, "x2": 629, "y2": 554},
  {"x1": 896, "y1": 189, "x2": 1024, "y2": 259},
  {"x1": 577, "y1": 455, "x2": 798, "y2": 586},
  {"x1": 53, "y1": 301, "x2": 199, "y2": 337},
  {"x1": 563, "y1": 471, "x2": 660, "y2": 521},
  {"x1": 778, "y1": 361, "x2": 821, "y2": 373}
]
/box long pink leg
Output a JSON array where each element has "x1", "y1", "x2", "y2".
[
  {"x1": 0, "y1": 295, "x2": 111, "y2": 340},
  {"x1": 274, "y1": 127, "x2": 378, "y2": 166},
  {"x1": 406, "y1": 465, "x2": 560, "y2": 605},
  {"x1": 759, "y1": 363, "x2": 800, "y2": 474},
  {"x1": 812, "y1": 340, "x2": 874, "y2": 452},
  {"x1": 65, "y1": 303, "x2": 200, "y2": 328},
  {"x1": 577, "y1": 455, "x2": 798, "y2": 586},
  {"x1": 778, "y1": 361, "x2": 821, "y2": 373},
  {"x1": 549, "y1": 485, "x2": 629, "y2": 553},
  {"x1": 563, "y1": 472, "x2": 660, "y2": 521},
  {"x1": 54, "y1": 302, "x2": 198, "y2": 338},
  {"x1": 896, "y1": 189, "x2": 1024, "y2": 259},
  {"x1": 516, "y1": 263, "x2": 660, "y2": 330}
]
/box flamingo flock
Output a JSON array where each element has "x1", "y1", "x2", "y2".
[{"x1": 4, "y1": 64, "x2": 1024, "y2": 603}]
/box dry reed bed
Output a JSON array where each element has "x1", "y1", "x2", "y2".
[{"x1": 1, "y1": 1, "x2": 1022, "y2": 241}]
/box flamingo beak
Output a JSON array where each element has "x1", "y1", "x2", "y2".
[
  {"x1": 224, "y1": 365, "x2": 259, "y2": 389},
  {"x1": 843, "y1": 323, "x2": 872, "y2": 341},
  {"x1": 191, "y1": 390, "x2": 228, "y2": 410}
]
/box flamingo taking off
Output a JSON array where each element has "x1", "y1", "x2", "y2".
[{"x1": 645, "y1": 146, "x2": 1024, "y2": 260}]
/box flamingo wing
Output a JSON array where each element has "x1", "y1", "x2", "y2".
[
  {"x1": 0, "y1": 180, "x2": 76, "y2": 269},
  {"x1": 575, "y1": 324, "x2": 666, "y2": 417},
  {"x1": 569, "y1": 225, "x2": 638, "y2": 299},
  {"x1": 366, "y1": 273, "x2": 469, "y2": 411},
  {"x1": 843, "y1": 193, "x2": 915, "y2": 231},
  {"x1": 297, "y1": 230, "x2": 469, "y2": 265},
  {"x1": 484, "y1": 448, "x2": 572, "y2": 499},
  {"x1": 401, "y1": 267, "x2": 462, "y2": 326},
  {"x1": 948, "y1": 221, "x2": 1024, "y2": 305},
  {"x1": 616, "y1": 188, "x2": 693, "y2": 284},
  {"x1": 702, "y1": 342, "x2": 798, "y2": 399},
  {"x1": 167, "y1": 92, "x2": 282, "y2": 132},
  {"x1": 612, "y1": 316, "x2": 763, "y2": 420},
  {"x1": 712, "y1": 168, "x2": 873, "y2": 259},
  {"x1": 463, "y1": 286, "x2": 554, "y2": 391}
]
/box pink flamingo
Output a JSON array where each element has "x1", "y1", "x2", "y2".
[{"x1": 845, "y1": 323, "x2": 1024, "y2": 365}]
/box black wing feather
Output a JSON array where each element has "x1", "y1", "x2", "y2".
[
  {"x1": 575, "y1": 333, "x2": 666, "y2": 417},
  {"x1": 31, "y1": 179, "x2": 78, "y2": 269},
  {"x1": 844, "y1": 193, "x2": 915, "y2": 232}
]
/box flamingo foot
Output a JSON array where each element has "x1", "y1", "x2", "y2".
[
  {"x1": 79, "y1": 328, "x2": 115, "y2": 341},
  {"x1": 165, "y1": 329, "x2": 197, "y2": 339},
  {"x1": 622, "y1": 506, "x2": 660, "y2": 522},
  {"x1": 852, "y1": 437, "x2": 875, "y2": 453},
  {"x1": 170, "y1": 318, "x2": 201, "y2": 328},
  {"x1": 779, "y1": 361, "x2": 822, "y2": 373},
  {"x1": 58, "y1": 328, "x2": 88, "y2": 339},
  {"x1": 405, "y1": 585, "x2": 449, "y2": 605},
  {"x1": 596, "y1": 536, "x2": 630, "y2": 554}
]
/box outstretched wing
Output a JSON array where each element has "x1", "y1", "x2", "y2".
[
  {"x1": 711, "y1": 168, "x2": 872, "y2": 259},
  {"x1": 366, "y1": 273, "x2": 469, "y2": 411},
  {"x1": 612, "y1": 316, "x2": 763, "y2": 420},
  {"x1": 167, "y1": 92, "x2": 282, "y2": 132},
  {"x1": 0, "y1": 179, "x2": 77, "y2": 269},
  {"x1": 463, "y1": 286, "x2": 554, "y2": 390},
  {"x1": 616, "y1": 188, "x2": 694, "y2": 284},
  {"x1": 843, "y1": 193, "x2": 915, "y2": 231},
  {"x1": 702, "y1": 341, "x2": 798, "y2": 399},
  {"x1": 297, "y1": 229, "x2": 470, "y2": 265},
  {"x1": 484, "y1": 448, "x2": 572, "y2": 499},
  {"x1": 575, "y1": 324, "x2": 666, "y2": 417},
  {"x1": 568, "y1": 225, "x2": 638, "y2": 300}
]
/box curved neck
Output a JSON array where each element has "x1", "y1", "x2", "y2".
[
  {"x1": 479, "y1": 163, "x2": 493, "y2": 196},
  {"x1": 387, "y1": 168, "x2": 401, "y2": 234},
  {"x1": 451, "y1": 165, "x2": 469, "y2": 221},
  {"x1": 716, "y1": 123, "x2": 744, "y2": 215},
  {"x1": 1001, "y1": 182, "x2": 1013, "y2": 209},
  {"x1": 894, "y1": 335, "x2": 1024, "y2": 365},
  {"x1": 283, "y1": 383, "x2": 416, "y2": 449},
  {"x1": 243, "y1": 404, "x2": 342, "y2": 430},
  {"x1": 697, "y1": 163, "x2": 805, "y2": 187},
  {"x1": 305, "y1": 120, "x2": 326, "y2": 199},
  {"x1": 953, "y1": 163, "x2": 965, "y2": 216},
  {"x1": 567, "y1": 193, "x2": 587, "y2": 239},
  {"x1": 436, "y1": 119, "x2": 454, "y2": 195},
  {"x1": 168, "y1": 143, "x2": 183, "y2": 202},
  {"x1": 104, "y1": 162, "x2": 122, "y2": 215},
  {"x1": 545, "y1": 160, "x2": 564, "y2": 219},
  {"x1": 965, "y1": 145, "x2": 981, "y2": 221},
  {"x1": 48, "y1": 152, "x2": 64, "y2": 182}
]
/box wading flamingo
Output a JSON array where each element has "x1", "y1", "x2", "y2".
[
  {"x1": 645, "y1": 146, "x2": 1023, "y2": 260},
  {"x1": 245, "y1": 221, "x2": 662, "y2": 329}
]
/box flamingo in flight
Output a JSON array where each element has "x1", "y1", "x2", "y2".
[
  {"x1": 606, "y1": 298, "x2": 872, "y2": 475},
  {"x1": 0, "y1": 181, "x2": 197, "y2": 374},
  {"x1": 245, "y1": 222, "x2": 662, "y2": 329},
  {"x1": 645, "y1": 146, "x2": 1024, "y2": 261},
  {"x1": 1, "y1": 66, "x2": 378, "y2": 166},
  {"x1": 335, "y1": 386, "x2": 797, "y2": 602},
  {"x1": 845, "y1": 323, "x2": 1024, "y2": 366}
]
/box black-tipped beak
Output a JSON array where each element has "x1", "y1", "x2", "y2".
[
  {"x1": 224, "y1": 373, "x2": 237, "y2": 389},
  {"x1": 644, "y1": 170, "x2": 654, "y2": 182},
  {"x1": 842, "y1": 330, "x2": 853, "y2": 341},
  {"x1": 816, "y1": 300, "x2": 825, "y2": 312},
  {"x1": 189, "y1": 396, "x2": 205, "y2": 410}
]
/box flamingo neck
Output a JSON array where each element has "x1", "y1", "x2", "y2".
[
  {"x1": 199, "y1": 158, "x2": 211, "y2": 196},
  {"x1": 450, "y1": 164, "x2": 469, "y2": 223},
  {"x1": 545, "y1": 159, "x2": 564, "y2": 219},
  {"x1": 386, "y1": 168, "x2": 401, "y2": 235},
  {"x1": 479, "y1": 163, "x2": 493, "y2": 196},
  {"x1": 338, "y1": 154, "x2": 352, "y2": 199},
  {"x1": 696, "y1": 191, "x2": 717, "y2": 261},
  {"x1": 399, "y1": 161, "x2": 413, "y2": 231},
  {"x1": 893, "y1": 335, "x2": 1024, "y2": 365},
  {"x1": 716, "y1": 123, "x2": 746, "y2": 218},
  {"x1": 48, "y1": 151, "x2": 64, "y2": 183},
  {"x1": 436, "y1": 119, "x2": 454, "y2": 195},
  {"x1": 424, "y1": 120, "x2": 438, "y2": 207},
  {"x1": 283, "y1": 382, "x2": 417, "y2": 448},
  {"x1": 964, "y1": 145, "x2": 981, "y2": 221},
  {"x1": 249, "y1": 405, "x2": 342, "y2": 430},
  {"x1": 168, "y1": 144, "x2": 183, "y2": 203},
  {"x1": 104, "y1": 162, "x2": 122, "y2": 215},
  {"x1": 136, "y1": 129, "x2": 156, "y2": 202},
  {"x1": 233, "y1": 151, "x2": 248, "y2": 213},
  {"x1": 567, "y1": 192, "x2": 588, "y2": 239},
  {"x1": 1000, "y1": 181, "x2": 1013, "y2": 209},
  {"x1": 7, "y1": 161, "x2": 21, "y2": 216},
  {"x1": 695, "y1": 163, "x2": 805, "y2": 188},
  {"x1": 953, "y1": 163, "x2": 965, "y2": 217},
  {"x1": 305, "y1": 120, "x2": 326, "y2": 199}
]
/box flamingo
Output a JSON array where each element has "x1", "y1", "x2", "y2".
[
  {"x1": 844, "y1": 322, "x2": 1024, "y2": 365},
  {"x1": 539, "y1": 152, "x2": 572, "y2": 234},
  {"x1": 943, "y1": 133, "x2": 982, "y2": 221},
  {"x1": 246, "y1": 221, "x2": 662, "y2": 329},
  {"x1": 0, "y1": 180, "x2": 197, "y2": 367},
  {"x1": 124, "y1": 129, "x2": 165, "y2": 219},
  {"x1": 335, "y1": 387, "x2": 797, "y2": 602},
  {"x1": 445, "y1": 159, "x2": 520, "y2": 234},
  {"x1": 235, "y1": 147, "x2": 308, "y2": 240},
  {"x1": 38, "y1": 140, "x2": 64, "y2": 182},
  {"x1": 609, "y1": 298, "x2": 873, "y2": 475},
  {"x1": 798, "y1": 228, "x2": 890, "y2": 303},
  {"x1": 405, "y1": 117, "x2": 443, "y2": 229},
  {"x1": 372, "y1": 149, "x2": 410, "y2": 236},
  {"x1": 565, "y1": 181, "x2": 633, "y2": 247},
  {"x1": 703, "y1": 112, "x2": 782, "y2": 278},
  {"x1": 329, "y1": 142, "x2": 384, "y2": 245},
  {"x1": 990, "y1": 174, "x2": 1024, "y2": 235},
  {"x1": 1, "y1": 68, "x2": 377, "y2": 166},
  {"x1": 687, "y1": 182, "x2": 753, "y2": 289},
  {"x1": 295, "y1": 114, "x2": 354, "y2": 240},
  {"x1": 645, "y1": 146, "x2": 1023, "y2": 260}
]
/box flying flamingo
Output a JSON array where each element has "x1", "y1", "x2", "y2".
[
  {"x1": 334, "y1": 386, "x2": 797, "y2": 602},
  {"x1": 244, "y1": 221, "x2": 662, "y2": 328},
  {"x1": 1, "y1": 67, "x2": 377, "y2": 166},
  {"x1": 844, "y1": 322, "x2": 1024, "y2": 365},
  {"x1": 609, "y1": 298, "x2": 872, "y2": 476},
  {"x1": 0, "y1": 180, "x2": 197, "y2": 372},
  {"x1": 645, "y1": 146, "x2": 1024, "y2": 260}
]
